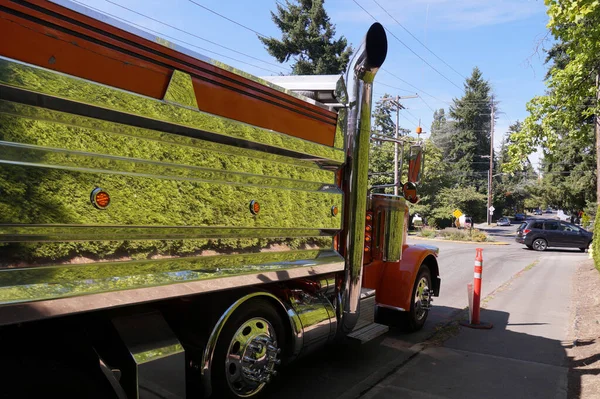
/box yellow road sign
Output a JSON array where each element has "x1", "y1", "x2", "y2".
[{"x1": 452, "y1": 209, "x2": 463, "y2": 218}]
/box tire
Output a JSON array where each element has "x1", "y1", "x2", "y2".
[
  {"x1": 579, "y1": 241, "x2": 591, "y2": 252},
  {"x1": 532, "y1": 238, "x2": 547, "y2": 251},
  {"x1": 403, "y1": 265, "x2": 432, "y2": 332},
  {"x1": 212, "y1": 298, "x2": 286, "y2": 399}
]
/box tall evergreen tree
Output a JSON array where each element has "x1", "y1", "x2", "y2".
[
  {"x1": 448, "y1": 67, "x2": 494, "y2": 189},
  {"x1": 259, "y1": 0, "x2": 353, "y2": 75},
  {"x1": 430, "y1": 108, "x2": 457, "y2": 158},
  {"x1": 372, "y1": 94, "x2": 396, "y2": 139}
]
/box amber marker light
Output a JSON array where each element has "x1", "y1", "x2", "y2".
[
  {"x1": 91, "y1": 188, "x2": 110, "y2": 209},
  {"x1": 250, "y1": 200, "x2": 261, "y2": 215},
  {"x1": 331, "y1": 205, "x2": 339, "y2": 217}
]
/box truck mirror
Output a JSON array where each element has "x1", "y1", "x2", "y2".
[
  {"x1": 407, "y1": 144, "x2": 424, "y2": 185},
  {"x1": 402, "y1": 182, "x2": 419, "y2": 204}
]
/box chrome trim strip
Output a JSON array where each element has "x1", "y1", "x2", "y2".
[
  {"x1": 200, "y1": 292, "x2": 303, "y2": 397},
  {"x1": 341, "y1": 23, "x2": 387, "y2": 334},
  {"x1": 0, "y1": 225, "x2": 335, "y2": 243},
  {"x1": 0, "y1": 58, "x2": 345, "y2": 164},
  {"x1": 0, "y1": 250, "x2": 343, "y2": 304},
  {"x1": 0, "y1": 261, "x2": 342, "y2": 326},
  {"x1": 0, "y1": 99, "x2": 332, "y2": 174}
]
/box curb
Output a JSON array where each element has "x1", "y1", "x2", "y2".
[{"x1": 409, "y1": 236, "x2": 510, "y2": 245}]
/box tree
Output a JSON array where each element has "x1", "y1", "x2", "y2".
[
  {"x1": 369, "y1": 94, "x2": 409, "y2": 192},
  {"x1": 447, "y1": 67, "x2": 494, "y2": 189},
  {"x1": 430, "y1": 108, "x2": 458, "y2": 158},
  {"x1": 494, "y1": 121, "x2": 538, "y2": 215},
  {"x1": 259, "y1": 0, "x2": 353, "y2": 75},
  {"x1": 507, "y1": 2, "x2": 599, "y2": 203},
  {"x1": 372, "y1": 94, "x2": 396, "y2": 139}
]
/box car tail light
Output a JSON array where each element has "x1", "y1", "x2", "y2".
[{"x1": 523, "y1": 229, "x2": 531, "y2": 235}]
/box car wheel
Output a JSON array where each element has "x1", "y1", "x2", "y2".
[
  {"x1": 580, "y1": 241, "x2": 592, "y2": 252},
  {"x1": 532, "y1": 238, "x2": 547, "y2": 251}
]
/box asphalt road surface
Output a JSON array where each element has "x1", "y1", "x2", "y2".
[{"x1": 263, "y1": 225, "x2": 587, "y2": 399}]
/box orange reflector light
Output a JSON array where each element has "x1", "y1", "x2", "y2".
[
  {"x1": 250, "y1": 200, "x2": 260, "y2": 215},
  {"x1": 91, "y1": 188, "x2": 110, "y2": 209},
  {"x1": 331, "y1": 205, "x2": 339, "y2": 217},
  {"x1": 365, "y1": 234, "x2": 372, "y2": 243},
  {"x1": 365, "y1": 224, "x2": 372, "y2": 232},
  {"x1": 366, "y1": 213, "x2": 373, "y2": 222},
  {"x1": 364, "y1": 246, "x2": 371, "y2": 252}
]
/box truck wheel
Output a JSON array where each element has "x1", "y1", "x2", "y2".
[
  {"x1": 212, "y1": 298, "x2": 285, "y2": 398},
  {"x1": 404, "y1": 265, "x2": 432, "y2": 332}
]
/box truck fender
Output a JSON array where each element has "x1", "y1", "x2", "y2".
[{"x1": 376, "y1": 244, "x2": 440, "y2": 312}]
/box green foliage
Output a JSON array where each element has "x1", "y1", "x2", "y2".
[
  {"x1": 582, "y1": 212, "x2": 591, "y2": 229},
  {"x1": 259, "y1": 0, "x2": 352, "y2": 75},
  {"x1": 372, "y1": 94, "x2": 397, "y2": 138},
  {"x1": 438, "y1": 228, "x2": 490, "y2": 242},
  {"x1": 430, "y1": 186, "x2": 487, "y2": 225},
  {"x1": 494, "y1": 122, "x2": 538, "y2": 216},
  {"x1": 417, "y1": 227, "x2": 436, "y2": 238},
  {"x1": 507, "y1": 0, "x2": 599, "y2": 199},
  {"x1": 447, "y1": 67, "x2": 494, "y2": 189},
  {"x1": 0, "y1": 100, "x2": 339, "y2": 265},
  {"x1": 368, "y1": 94, "x2": 411, "y2": 193}
]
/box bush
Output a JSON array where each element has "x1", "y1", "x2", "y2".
[
  {"x1": 418, "y1": 227, "x2": 437, "y2": 238},
  {"x1": 439, "y1": 228, "x2": 490, "y2": 242}
]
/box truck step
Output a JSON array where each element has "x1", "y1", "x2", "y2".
[
  {"x1": 347, "y1": 322, "x2": 389, "y2": 344},
  {"x1": 353, "y1": 288, "x2": 377, "y2": 331}
]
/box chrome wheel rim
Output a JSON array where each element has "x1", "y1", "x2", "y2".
[
  {"x1": 414, "y1": 277, "x2": 430, "y2": 321},
  {"x1": 225, "y1": 317, "x2": 280, "y2": 397},
  {"x1": 533, "y1": 239, "x2": 546, "y2": 251}
]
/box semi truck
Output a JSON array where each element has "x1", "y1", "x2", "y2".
[{"x1": 0, "y1": 1, "x2": 440, "y2": 397}]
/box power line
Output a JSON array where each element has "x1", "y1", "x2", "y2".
[
  {"x1": 379, "y1": 69, "x2": 451, "y2": 105},
  {"x1": 404, "y1": 108, "x2": 421, "y2": 125},
  {"x1": 73, "y1": 0, "x2": 282, "y2": 74},
  {"x1": 377, "y1": 82, "x2": 418, "y2": 94},
  {"x1": 418, "y1": 95, "x2": 436, "y2": 113},
  {"x1": 101, "y1": 0, "x2": 289, "y2": 72},
  {"x1": 352, "y1": 0, "x2": 462, "y2": 91},
  {"x1": 186, "y1": 0, "x2": 268, "y2": 38},
  {"x1": 372, "y1": 0, "x2": 466, "y2": 80}
]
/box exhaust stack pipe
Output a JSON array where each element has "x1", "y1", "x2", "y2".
[{"x1": 341, "y1": 22, "x2": 387, "y2": 334}]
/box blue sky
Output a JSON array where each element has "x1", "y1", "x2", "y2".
[{"x1": 67, "y1": 0, "x2": 550, "y2": 165}]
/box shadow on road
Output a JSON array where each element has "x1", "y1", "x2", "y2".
[{"x1": 264, "y1": 305, "x2": 599, "y2": 399}]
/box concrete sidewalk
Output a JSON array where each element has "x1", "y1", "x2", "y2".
[{"x1": 357, "y1": 252, "x2": 578, "y2": 399}]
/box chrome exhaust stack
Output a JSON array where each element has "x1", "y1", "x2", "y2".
[{"x1": 340, "y1": 22, "x2": 387, "y2": 334}]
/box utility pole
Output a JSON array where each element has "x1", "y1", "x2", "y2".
[
  {"x1": 394, "y1": 95, "x2": 401, "y2": 196},
  {"x1": 381, "y1": 94, "x2": 417, "y2": 195},
  {"x1": 487, "y1": 96, "x2": 495, "y2": 225}
]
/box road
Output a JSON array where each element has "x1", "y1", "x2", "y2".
[{"x1": 264, "y1": 222, "x2": 587, "y2": 399}]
